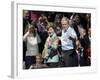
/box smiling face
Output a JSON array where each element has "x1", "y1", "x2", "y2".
[
  {"x1": 48, "y1": 27, "x2": 55, "y2": 36},
  {"x1": 61, "y1": 17, "x2": 69, "y2": 29},
  {"x1": 61, "y1": 20, "x2": 69, "y2": 29}
]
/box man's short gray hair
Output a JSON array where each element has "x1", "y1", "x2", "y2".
[{"x1": 61, "y1": 17, "x2": 69, "y2": 24}]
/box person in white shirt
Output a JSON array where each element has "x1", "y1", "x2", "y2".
[
  {"x1": 23, "y1": 24, "x2": 41, "y2": 69},
  {"x1": 59, "y1": 17, "x2": 78, "y2": 67}
]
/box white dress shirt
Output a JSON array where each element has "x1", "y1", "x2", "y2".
[{"x1": 61, "y1": 27, "x2": 77, "y2": 50}]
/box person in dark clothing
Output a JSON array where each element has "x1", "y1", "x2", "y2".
[
  {"x1": 36, "y1": 16, "x2": 48, "y2": 53},
  {"x1": 23, "y1": 10, "x2": 30, "y2": 62},
  {"x1": 80, "y1": 29, "x2": 91, "y2": 66}
]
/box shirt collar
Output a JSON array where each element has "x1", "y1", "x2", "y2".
[{"x1": 63, "y1": 26, "x2": 70, "y2": 33}]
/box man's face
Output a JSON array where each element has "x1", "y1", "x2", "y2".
[
  {"x1": 23, "y1": 10, "x2": 29, "y2": 19},
  {"x1": 73, "y1": 15, "x2": 80, "y2": 24},
  {"x1": 61, "y1": 20, "x2": 69, "y2": 29}
]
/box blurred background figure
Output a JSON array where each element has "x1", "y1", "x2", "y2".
[
  {"x1": 36, "y1": 13, "x2": 49, "y2": 54},
  {"x1": 29, "y1": 54, "x2": 48, "y2": 69},
  {"x1": 79, "y1": 29, "x2": 91, "y2": 65},
  {"x1": 23, "y1": 10, "x2": 30, "y2": 66}
]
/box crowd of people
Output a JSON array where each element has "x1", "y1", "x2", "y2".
[{"x1": 23, "y1": 10, "x2": 91, "y2": 69}]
